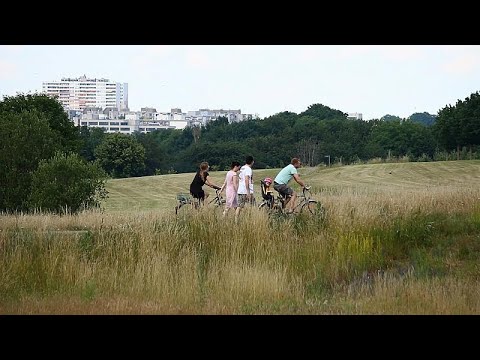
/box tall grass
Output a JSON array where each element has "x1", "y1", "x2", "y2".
[{"x1": 1, "y1": 181, "x2": 479, "y2": 314}]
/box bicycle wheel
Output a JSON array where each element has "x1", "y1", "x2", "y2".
[
  {"x1": 214, "y1": 198, "x2": 226, "y2": 215},
  {"x1": 301, "y1": 200, "x2": 319, "y2": 215},
  {"x1": 175, "y1": 201, "x2": 189, "y2": 216},
  {"x1": 209, "y1": 197, "x2": 220, "y2": 208},
  {"x1": 258, "y1": 201, "x2": 270, "y2": 212}
]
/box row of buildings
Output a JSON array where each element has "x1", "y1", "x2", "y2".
[
  {"x1": 42, "y1": 75, "x2": 255, "y2": 133},
  {"x1": 42, "y1": 75, "x2": 361, "y2": 134},
  {"x1": 76, "y1": 107, "x2": 254, "y2": 134}
]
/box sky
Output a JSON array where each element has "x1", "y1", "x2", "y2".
[{"x1": 1, "y1": 45, "x2": 480, "y2": 120}]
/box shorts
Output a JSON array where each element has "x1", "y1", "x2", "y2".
[
  {"x1": 190, "y1": 189, "x2": 205, "y2": 200},
  {"x1": 238, "y1": 194, "x2": 254, "y2": 208},
  {"x1": 273, "y1": 183, "x2": 293, "y2": 198}
]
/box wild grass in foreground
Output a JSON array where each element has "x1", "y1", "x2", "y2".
[{"x1": 1, "y1": 184, "x2": 479, "y2": 314}]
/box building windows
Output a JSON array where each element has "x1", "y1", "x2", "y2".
[{"x1": 42, "y1": 76, "x2": 128, "y2": 112}]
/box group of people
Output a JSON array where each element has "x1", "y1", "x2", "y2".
[{"x1": 189, "y1": 156, "x2": 306, "y2": 221}]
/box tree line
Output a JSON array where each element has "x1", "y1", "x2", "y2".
[
  {"x1": 1, "y1": 92, "x2": 480, "y2": 213},
  {"x1": 83, "y1": 100, "x2": 478, "y2": 175}
]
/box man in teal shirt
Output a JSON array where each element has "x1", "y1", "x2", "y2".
[{"x1": 273, "y1": 157, "x2": 306, "y2": 213}]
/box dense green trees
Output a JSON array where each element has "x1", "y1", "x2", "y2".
[
  {"x1": 381, "y1": 114, "x2": 403, "y2": 122},
  {"x1": 79, "y1": 126, "x2": 107, "y2": 162},
  {"x1": 144, "y1": 96, "x2": 476, "y2": 171},
  {"x1": 0, "y1": 94, "x2": 108, "y2": 213},
  {"x1": 0, "y1": 93, "x2": 80, "y2": 152},
  {"x1": 299, "y1": 103, "x2": 347, "y2": 120},
  {"x1": 133, "y1": 131, "x2": 165, "y2": 175},
  {"x1": 435, "y1": 92, "x2": 480, "y2": 155},
  {"x1": 95, "y1": 133, "x2": 146, "y2": 178},
  {"x1": 0, "y1": 110, "x2": 62, "y2": 211},
  {"x1": 104, "y1": 104, "x2": 446, "y2": 174},
  {"x1": 365, "y1": 119, "x2": 435, "y2": 159},
  {"x1": 79, "y1": 99, "x2": 477, "y2": 174},
  {"x1": 409, "y1": 112, "x2": 436, "y2": 126},
  {"x1": 29, "y1": 152, "x2": 108, "y2": 214}
]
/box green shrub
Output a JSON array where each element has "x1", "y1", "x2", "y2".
[
  {"x1": 0, "y1": 110, "x2": 61, "y2": 212},
  {"x1": 29, "y1": 152, "x2": 108, "y2": 214},
  {"x1": 94, "y1": 133, "x2": 146, "y2": 178},
  {"x1": 416, "y1": 153, "x2": 432, "y2": 162}
]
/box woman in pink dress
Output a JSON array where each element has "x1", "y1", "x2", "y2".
[{"x1": 219, "y1": 161, "x2": 241, "y2": 220}]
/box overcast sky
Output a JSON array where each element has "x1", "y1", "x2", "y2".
[{"x1": 1, "y1": 45, "x2": 480, "y2": 120}]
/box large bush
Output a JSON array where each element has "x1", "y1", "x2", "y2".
[
  {"x1": 0, "y1": 93, "x2": 83, "y2": 212},
  {"x1": 0, "y1": 110, "x2": 62, "y2": 212},
  {"x1": 95, "y1": 132, "x2": 146, "y2": 178},
  {"x1": 0, "y1": 93, "x2": 80, "y2": 153},
  {"x1": 29, "y1": 152, "x2": 109, "y2": 214}
]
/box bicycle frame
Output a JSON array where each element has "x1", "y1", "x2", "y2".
[
  {"x1": 175, "y1": 193, "x2": 201, "y2": 214},
  {"x1": 175, "y1": 188, "x2": 226, "y2": 215},
  {"x1": 259, "y1": 186, "x2": 319, "y2": 215},
  {"x1": 208, "y1": 189, "x2": 225, "y2": 207},
  {"x1": 293, "y1": 187, "x2": 313, "y2": 210}
]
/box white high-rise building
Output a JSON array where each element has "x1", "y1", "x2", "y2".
[{"x1": 42, "y1": 75, "x2": 128, "y2": 112}]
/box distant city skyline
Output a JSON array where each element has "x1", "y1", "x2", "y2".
[{"x1": 2, "y1": 45, "x2": 480, "y2": 120}]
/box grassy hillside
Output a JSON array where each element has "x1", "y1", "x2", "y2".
[
  {"x1": 2, "y1": 160, "x2": 479, "y2": 314},
  {"x1": 104, "y1": 160, "x2": 480, "y2": 212}
]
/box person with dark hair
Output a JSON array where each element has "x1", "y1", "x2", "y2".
[
  {"x1": 219, "y1": 161, "x2": 241, "y2": 221},
  {"x1": 237, "y1": 155, "x2": 255, "y2": 209},
  {"x1": 190, "y1": 161, "x2": 221, "y2": 204},
  {"x1": 273, "y1": 157, "x2": 306, "y2": 214}
]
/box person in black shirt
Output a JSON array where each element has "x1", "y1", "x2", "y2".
[{"x1": 190, "y1": 161, "x2": 221, "y2": 204}]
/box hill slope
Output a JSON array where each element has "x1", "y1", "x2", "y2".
[{"x1": 104, "y1": 160, "x2": 480, "y2": 212}]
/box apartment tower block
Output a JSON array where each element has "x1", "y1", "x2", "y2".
[{"x1": 42, "y1": 75, "x2": 128, "y2": 112}]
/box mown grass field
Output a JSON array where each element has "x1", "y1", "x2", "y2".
[
  {"x1": 104, "y1": 160, "x2": 480, "y2": 212},
  {"x1": 1, "y1": 160, "x2": 479, "y2": 314}
]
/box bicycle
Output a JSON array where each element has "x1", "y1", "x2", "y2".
[
  {"x1": 259, "y1": 185, "x2": 323, "y2": 216},
  {"x1": 174, "y1": 193, "x2": 200, "y2": 215},
  {"x1": 175, "y1": 188, "x2": 224, "y2": 215},
  {"x1": 208, "y1": 188, "x2": 226, "y2": 207}
]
